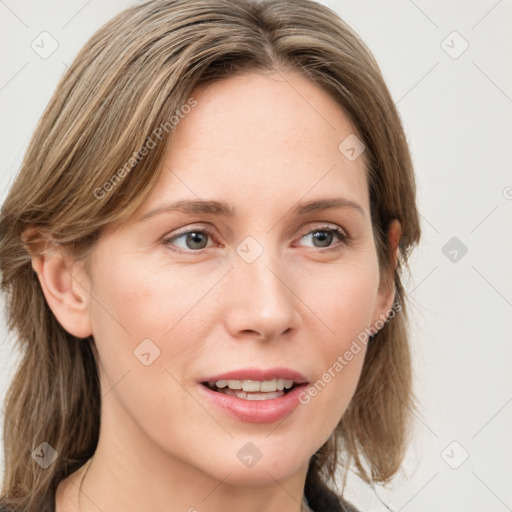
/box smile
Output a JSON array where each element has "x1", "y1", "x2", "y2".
[{"x1": 197, "y1": 368, "x2": 310, "y2": 423}]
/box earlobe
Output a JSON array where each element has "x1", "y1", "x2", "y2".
[{"x1": 23, "y1": 229, "x2": 93, "y2": 339}]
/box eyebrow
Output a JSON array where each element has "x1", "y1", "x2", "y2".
[{"x1": 138, "y1": 196, "x2": 365, "y2": 221}]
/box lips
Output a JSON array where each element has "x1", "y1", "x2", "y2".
[
  {"x1": 197, "y1": 367, "x2": 310, "y2": 423},
  {"x1": 199, "y1": 367, "x2": 309, "y2": 384}
]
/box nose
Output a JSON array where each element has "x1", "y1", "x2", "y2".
[{"x1": 224, "y1": 247, "x2": 301, "y2": 342}]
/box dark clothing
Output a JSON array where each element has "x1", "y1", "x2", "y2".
[{"x1": 305, "y1": 482, "x2": 361, "y2": 512}]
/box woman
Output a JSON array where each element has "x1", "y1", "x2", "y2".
[{"x1": 0, "y1": 0, "x2": 421, "y2": 510}]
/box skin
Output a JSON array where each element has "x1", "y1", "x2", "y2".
[{"x1": 32, "y1": 68, "x2": 401, "y2": 512}]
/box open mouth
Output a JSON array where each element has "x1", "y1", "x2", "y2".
[{"x1": 201, "y1": 378, "x2": 299, "y2": 401}]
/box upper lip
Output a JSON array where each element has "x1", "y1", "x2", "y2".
[{"x1": 199, "y1": 367, "x2": 309, "y2": 384}]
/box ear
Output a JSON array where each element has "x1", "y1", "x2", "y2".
[
  {"x1": 371, "y1": 219, "x2": 402, "y2": 325},
  {"x1": 22, "y1": 228, "x2": 93, "y2": 338}
]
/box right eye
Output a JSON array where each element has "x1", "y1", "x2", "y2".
[{"x1": 162, "y1": 226, "x2": 217, "y2": 253}]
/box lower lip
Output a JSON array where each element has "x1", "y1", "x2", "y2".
[{"x1": 197, "y1": 383, "x2": 308, "y2": 424}]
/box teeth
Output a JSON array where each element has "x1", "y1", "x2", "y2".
[
  {"x1": 242, "y1": 380, "x2": 260, "y2": 392},
  {"x1": 220, "y1": 388, "x2": 285, "y2": 400},
  {"x1": 214, "y1": 378, "x2": 295, "y2": 392},
  {"x1": 283, "y1": 379, "x2": 294, "y2": 389},
  {"x1": 260, "y1": 379, "x2": 277, "y2": 392},
  {"x1": 242, "y1": 390, "x2": 283, "y2": 400},
  {"x1": 227, "y1": 379, "x2": 242, "y2": 389}
]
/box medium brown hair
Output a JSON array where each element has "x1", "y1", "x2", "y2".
[{"x1": 0, "y1": 0, "x2": 421, "y2": 509}]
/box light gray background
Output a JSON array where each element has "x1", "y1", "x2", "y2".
[{"x1": 1, "y1": 1, "x2": 511, "y2": 511}]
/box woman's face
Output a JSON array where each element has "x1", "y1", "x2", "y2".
[{"x1": 81, "y1": 69, "x2": 395, "y2": 485}]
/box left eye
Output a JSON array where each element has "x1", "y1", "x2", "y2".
[
  {"x1": 164, "y1": 229, "x2": 214, "y2": 252},
  {"x1": 296, "y1": 226, "x2": 348, "y2": 249}
]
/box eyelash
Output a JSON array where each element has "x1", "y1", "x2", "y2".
[{"x1": 162, "y1": 224, "x2": 350, "y2": 255}]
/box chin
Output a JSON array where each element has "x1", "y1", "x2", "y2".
[{"x1": 203, "y1": 447, "x2": 309, "y2": 487}]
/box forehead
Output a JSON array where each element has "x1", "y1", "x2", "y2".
[{"x1": 146, "y1": 69, "x2": 370, "y2": 216}]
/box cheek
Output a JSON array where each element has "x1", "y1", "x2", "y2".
[
  {"x1": 88, "y1": 250, "x2": 205, "y2": 339},
  {"x1": 85, "y1": 252, "x2": 211, "y2": 447},
  {"x1": 85, "y1": 249, "x2": 173, "y2": 388},
  {"x1": 293, "y1": 254, "x2": 379, "y2": 436},
  {"x1": 295, "y1": 250, "x2": 380, "y2": 345},
  {"x1": 86, "y1": 248, "x2": 221, "y2": 392}
]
